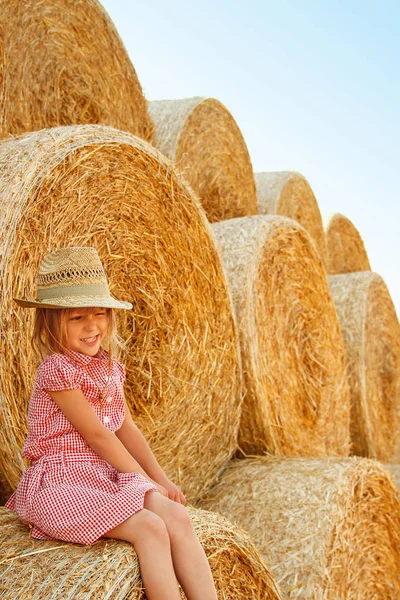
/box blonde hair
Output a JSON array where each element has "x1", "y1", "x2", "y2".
[{"x1": 32, "y1": 307, "x2": 124, "y2": 359}]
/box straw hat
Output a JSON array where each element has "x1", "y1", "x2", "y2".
[{"x1": 14, "y1": 247, "x2": 132, "y2": 310}]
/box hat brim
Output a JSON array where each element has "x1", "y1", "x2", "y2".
[{"x1": 13, "y1": 296, "x2": 132, "y2": 310}]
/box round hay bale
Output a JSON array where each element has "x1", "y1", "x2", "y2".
[
  {"x1": 325, "y1": 213, "x2": 371, "y2": 274},
  {"x1": 200, "y1": 456, "x2": 400, "y2": 599},
  {"x1": 211, "y1": 215, "x2": 350, "y2": 457},
  {"x1": 0, "y1": 124, "x2": 242, "y2": 503},
  {"x1": 255, "y1": 171, "x2": 328, "y2": 265},
  {"x1": 0, "y1": 0, "x2": 154, "y2": 141},
  {"x1": 0, "y1": 506, "x2": 283, "y2": 599},
  {"x1": 329, "y1": 272, "x2": 400, "y2": 461},
  {"x1": 148, "y1": 97, "x2": 258, "y2": 222}
]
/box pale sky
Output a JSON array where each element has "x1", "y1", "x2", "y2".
[{"x1": 101, "y1": 0, "x2": 399, "y2": 316}]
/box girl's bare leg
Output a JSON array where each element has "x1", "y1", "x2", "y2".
[
  {"x1": 103, "y1": 504, "x2": 181, "y2": 600},
  {"x1": 144, "y1": 493, "x2": 218, "y2": 600}
]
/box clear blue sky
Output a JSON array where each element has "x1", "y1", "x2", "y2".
[{"x1": 101, "y1": 0, "x2": 399, "y2": 316}]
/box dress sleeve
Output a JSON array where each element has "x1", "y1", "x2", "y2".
[{"x1": 36, "y1": 354, "x2": 84, "y2": 392}]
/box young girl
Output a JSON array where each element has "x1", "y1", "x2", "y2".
[{"x1": 6, "y1": 246, "x2": 218, "y2": 600}]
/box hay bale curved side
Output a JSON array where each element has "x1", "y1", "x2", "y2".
[
  {"x1": 200, "y1": 457, "x2": 400, "y2": 599},
  {"x1": 329, "y1": 272, "x2": 400, "y2": 461},
  {"x1": 0, "y1": 507, "x2": 283, "y2": 599},
  {"x1": 212, "y1": 215, "x2": 350, "y2": 457},
  {"x1": 384, "y1": 464, "x2": 400, "y2": 492},
  {"x1": 0, "y1": 124, "x2": 242, "y2": 503},
  {"x1": 0, "y1": 0, "x2": 153, "y2": 140},
  {"x1": 255, "y1": 171, "x2": 328, "y2": 265},
  {"x1": 149, "y1": 97, "x2": 258, "y2": 222},
  {"x1": 325, "y1": 213, "x2": 371, "y2": 274}
]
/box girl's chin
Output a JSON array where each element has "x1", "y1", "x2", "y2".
[{"x1": 72, "y1": 335, "x2": 102, "y2": 354}]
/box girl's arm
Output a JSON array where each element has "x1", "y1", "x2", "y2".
[
  {"x1": 47, "y1": 388, "x2": 164, "y2": 491},
  {"x1": 116, "y1": 407, "x2": 186, "y2": 504}
]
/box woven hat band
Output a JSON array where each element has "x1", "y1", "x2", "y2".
[{"x1": 36, "y1": 284, "x2": 110, "y2": 301}]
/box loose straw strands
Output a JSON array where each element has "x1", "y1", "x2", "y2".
[
  {"x1": 329, "y1": 272, "x2": 400, "y2": 461},
  {"x1": 212, "y1": 215, "x2": 350, "y2": 457},
  {"x1": 0, "y1": 507, "x2": 283, "y2": 599},
  {"x1": 200, "y1": 457, "x2": 400, "y2": 599},
  {"x1": 149, "y1": 97, "x2": 258, "y2": 222},
  {"x1": 0, "y1": 0, "x2": 154, "y2": 141},
  {"x1": 325, "y1": 213, "x2": 371, "y2": 274},
  {"x1": 255, "y1": 171, "x2": 328, "y2": 265},
  {"x1": 0, "y1": 124, "x2": 242, "y2": 502}
]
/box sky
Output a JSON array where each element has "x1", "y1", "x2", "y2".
[{"x1": 101, "y1": 0, "x2": 399, "y2": 316}]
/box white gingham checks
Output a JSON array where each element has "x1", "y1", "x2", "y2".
[{"x1": 6, "y1": 350, "x2": 156, "y2": 544}]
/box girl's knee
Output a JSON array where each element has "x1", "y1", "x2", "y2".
[
  {"x1": 140, "y1": 509, "x2": 169, "y2": 536},
  {"x1": 165, "y1": 503, "x2": 193, "y2": 535},
  {"x1": 131, "y1": 509, "x2": 169, "y2": 546}
]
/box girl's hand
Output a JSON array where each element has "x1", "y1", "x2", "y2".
[
  {"x1": 152, "y1": 481, "x2": 169, "y2": 498},
  {"x1": 160, "y1": 478, "x2": 187, "y2": 505}
]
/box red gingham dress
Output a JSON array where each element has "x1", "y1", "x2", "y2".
[{"x1": 5, "y1": 349, "x2": 157, "y2": 545}]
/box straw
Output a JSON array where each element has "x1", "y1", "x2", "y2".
[
  {"x1": 325, "y1": 213, "x2": 371, "y2": 274},
  {"x1": 255, "y1": 171, "x2": 328, "y2": 265},
  {"x1": 200, "y1": 456, "x2": 400, "y2": 599},
  {"x1": 0, "y1": 506, "x2": 283, "y2": 599},
  {"x1": 0, "y1": 0, "x2": 154, "y2": 141},
  {"x1": 0, "y1": 124, "x2": 242, "y2": 503},
  {"x1": 329, "y1": 272, "x2": 400, "y2": 461},
  {"x1": 149, "y1": 97, "x2": 258, "y2": 222},
  {"x1": 212, "y1": 215, "x2": 350, "y2": 457}
]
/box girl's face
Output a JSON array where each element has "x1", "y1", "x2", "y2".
[{"x1": 66, "y1": 307, "x2": 109, "y2": 356}]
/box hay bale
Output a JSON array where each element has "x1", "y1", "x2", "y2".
[
  {"x1": 0, "y1": 124, "x2": 242, "y2": 503},
  {"x1": 325, "y1": 213, "x2": 371, "y2": 274},
  {"x1": 148, "y1": 97, "x2": 257, "y2": 222},
  {"x1": 200, "y1": 456, "x2": 400, "y2": 599},
  {"x1": 0, "y1": 506, "x2": 283, "y2": 599},
  {"x1": 0, "y1": 0, "x2": 153, "y2": 141},
  {"x1": 212, "y1": 215, "x2": 350, "y2": 457},
  {"x1": 255, "y1": 171, "x2": 328, "y2": 265},
  {"x1": 329, "y1": 272, "x2": 400, "y2": 461}
]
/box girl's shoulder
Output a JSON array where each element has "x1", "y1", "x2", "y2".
[
  {"x1": 36, "y1": 353, "x2": 84, "y2": 391},
  {"x1": 38, "y1": 352, "x2": 81, "y2": 372}
]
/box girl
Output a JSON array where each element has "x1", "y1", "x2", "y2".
[{"x1": 6, "y1": 246, "x2": 218, "y2": 600}]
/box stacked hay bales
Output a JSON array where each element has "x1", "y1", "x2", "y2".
[
  {"x1": 255, "y1": 171, "x2": 328, "y2": 265},
  {"x1": 0, "y1": 507, "x2": 283, "y2": 599},
  {"x1": 0, "y1": 0, "x2": 154, "y2": 141},
  {"x1": 0, "y1": 124, "x2": 242, "y2": 503},
  {"x1": 329, "y1": 272, "x2": 400, "y2": 461},
  {"x1": 149, "y1": 97, "x2": 258, "y2": 222},
  {"x1": 212, "y1": 215, "x2": 350, "y2": 457},
  {"x1": 200, "y1": 457, "x2": 400, "y2": 599},
  {"x1": 326, "y1": 213, "x2": 371, "y2": 274}
]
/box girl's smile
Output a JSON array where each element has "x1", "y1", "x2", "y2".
[{"x1": 66, "y1": 308, "x2": 108, "y2": 356}]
